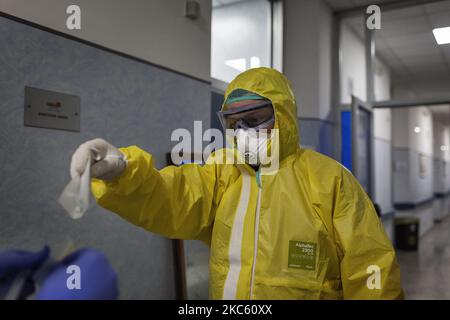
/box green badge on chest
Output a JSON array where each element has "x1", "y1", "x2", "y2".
[{"x1": 288, "y1": 241, "x2": 316, "y2": 270}]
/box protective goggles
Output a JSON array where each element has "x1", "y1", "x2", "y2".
[{"x1": 217, "y1": 101, "x2": 275, "y2": 131}]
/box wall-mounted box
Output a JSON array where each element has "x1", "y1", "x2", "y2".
[{"x1": 24, "y1": 86, "x2": 80, "y2": 132}]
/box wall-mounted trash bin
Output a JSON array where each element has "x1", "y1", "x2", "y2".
[{"x1": 395, "y1": 217, "x2": 419, "y2": 251}]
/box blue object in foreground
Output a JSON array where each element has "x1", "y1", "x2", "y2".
[
  {"x1": 36, "y1": 249, "x2": 118, "y2": 300},
  {"x1": 0, "y1": 246, "x2": 50, "y2": 279},
  {"x1": 0, "y1": 246, "x2": 50, "y2": 299}
]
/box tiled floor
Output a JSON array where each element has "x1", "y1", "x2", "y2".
[{"x1": 396, "y1": 215, "x2": 450, "y2": 299}]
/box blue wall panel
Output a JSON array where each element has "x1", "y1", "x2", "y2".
[{"x1": 341, "y1": 111, "x2": 352, "y2": 171}]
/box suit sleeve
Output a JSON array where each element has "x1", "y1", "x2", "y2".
[
  {"x1": 333, "y1": 168, "x2": 404, "y2": 299},
  {"x1": 91, "y1": 145, "x2": 218, "y2": 245}
]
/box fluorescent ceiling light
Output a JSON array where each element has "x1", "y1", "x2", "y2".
[{"x1": 433, "y1": 27, "x2": 450, "y2": 45}]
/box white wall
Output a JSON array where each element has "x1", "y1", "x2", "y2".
[
  {"x1": 392, "y1": 109, "x2": 410, "y2": 149},
  {"x1": 0, "y1": 0, "x2": 211, "y2": 81},
  {"x1": 393, "y1": 107, "x2": 434, "y2": 203},
  {"x1": 374, "y1": 137, "x2": 393, "y2": 213},
  {"x1": 373, "y1": 58, "x2": 392, "y2": 143},
  {"x1": 374, "y1": 59, "x2": 391, "y2": 101},
  {"x1": 284, "y1": 0, "x2": 332, "y2": 120},
  {"x1": 433, "y1": 196, "x2": 450, "y2": 221},
  {"x1": 392, "y1": 107, "x2": 434, "y2": 155},
  {"x1": 433, "y1": 115, "x2": 450, "y2": 193},
  {"x1": 340, "y1": 23, "x2": 366, "y2": 104},
  {"x1": 340, "y1": 25, "x2": 391, "y2": 105},
  {"x1": 373, "y1": 59, "x2": 392, "y2": 141},
  {"x1": 433, "y1": 116, "x2": 450, "y2": 162},
  {"x1": 317, "y1": 1, "x2": 332, "y2": 121},
  {"x1": 374, "y1": 109, "x2": 393, "y2": 214},
  {"x1": 374, "y1": 109, "x2": 391, "y2": 141},
  {"x1": 409, "y1": 108, "x2": 433, "y2": 156}
]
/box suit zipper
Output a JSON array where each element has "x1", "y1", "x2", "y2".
[{"x1": 250, "y1": 170, "x2": 262, "y2": 299}]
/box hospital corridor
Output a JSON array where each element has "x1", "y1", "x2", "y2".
[{"x1": 1, "y1": 0, "x2": 450, "y2": 305}]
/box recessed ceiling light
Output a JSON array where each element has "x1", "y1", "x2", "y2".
[
  {"x1": 433, "y1": 27, "x2": 450, "y2": 45},
  {"x1": 414, "y1": 126, "x2": 421, "y2": 133}
]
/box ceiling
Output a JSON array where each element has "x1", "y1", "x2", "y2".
[
  {"x1": 341, "y1": 0, "x2": 450, "y2": 101},
  {"x1": 325, "y1": 0, "x2": 401, "y2": 11}
]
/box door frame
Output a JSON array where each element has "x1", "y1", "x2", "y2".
[{"x1": 351, "y1": 95, "x2": 374, "y2": 198}]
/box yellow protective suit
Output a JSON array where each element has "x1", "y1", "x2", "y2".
[{"x1": 92, "y1": 67, "x2": 404, "y2": 300}]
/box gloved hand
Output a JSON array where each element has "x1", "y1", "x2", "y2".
[
  {"x1": 0, "y1": 246, "x2": 50, "y2": 279},
  {"x1": 36, "y1": 249, "x2": 118, "y2": 300},
  {"x1": 70, "y1": 138, "x2": 127, "y2": 181},
  {"x1": 0, "y1": 246, "x2": 50, "y2": 299}
]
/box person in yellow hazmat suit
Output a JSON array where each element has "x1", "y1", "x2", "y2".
[{"x1": 70, "y1": 67, "x2": 404, "y2": 300}]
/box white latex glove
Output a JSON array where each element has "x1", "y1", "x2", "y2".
[{"x1": 70, "y1": 138, "x2": 127, "y2": 181}]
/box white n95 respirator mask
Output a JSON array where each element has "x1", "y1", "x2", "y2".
[{"x1": 236, "y1": 129, "x2": 273, "y2": 166}]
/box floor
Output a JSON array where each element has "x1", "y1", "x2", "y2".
[{"x1": 397, "y1": 215, "x2": 450, "y2": 299}]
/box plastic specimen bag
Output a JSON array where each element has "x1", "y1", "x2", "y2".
[{"x1": 58, "y1": 157, "x2": 91, "y2": 219}]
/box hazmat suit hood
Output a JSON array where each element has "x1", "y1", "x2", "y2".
[{"x1": 222, "y1": 67, "x2": 299, "y2": 163}]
